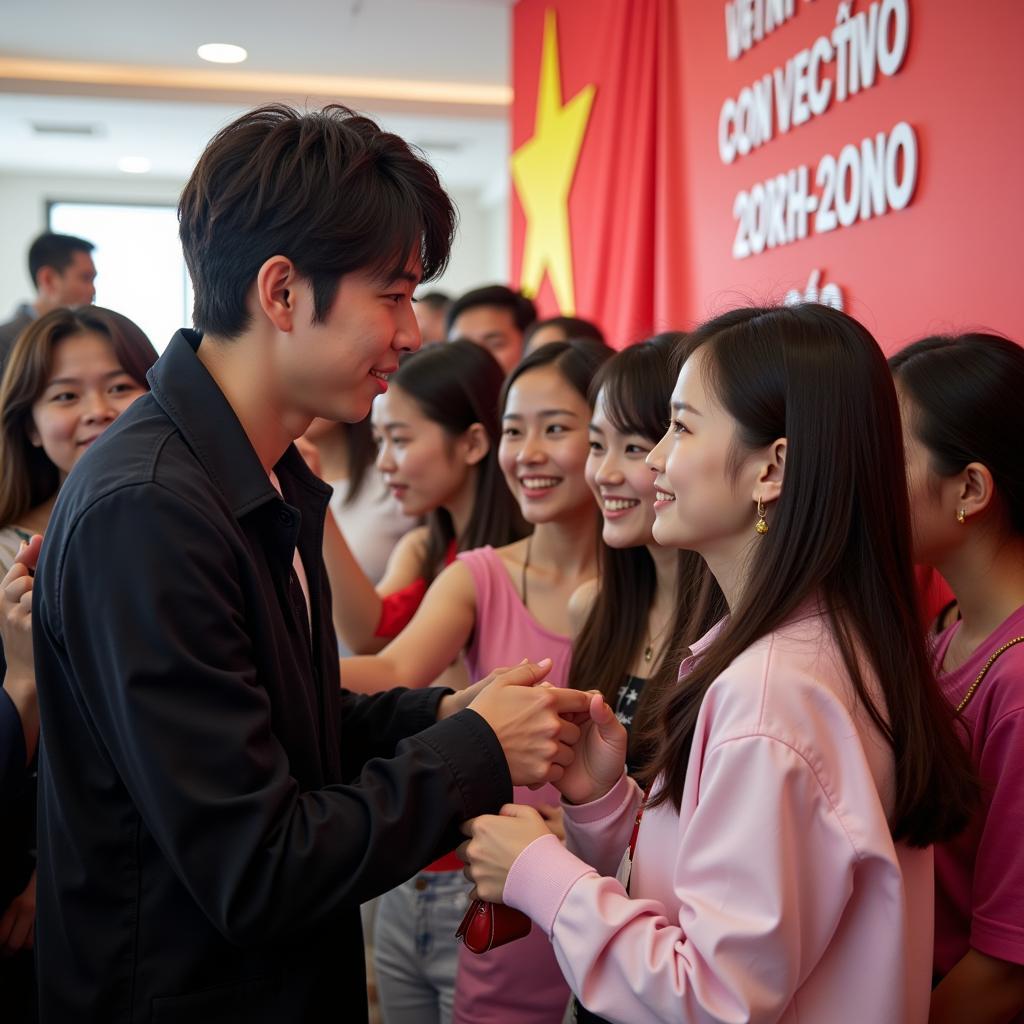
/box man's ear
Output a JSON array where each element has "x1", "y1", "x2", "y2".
[
  {"x1": 460, "y1": 423, "x2": 491, "y2": 467},
  {"x1": 34, "y1": 266, "x2": 58, "y2": 298},
  {"x1": 752, "y1": 437, "x2": 787, "y2": 506},
  {"x1": 255, "y1": 256, "x2": 298, "y2": 332}
]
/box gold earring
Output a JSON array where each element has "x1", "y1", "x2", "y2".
[
  {"x1": 754, "y1": 498, "x2": 769, "y2": 535},
  {"x1": 956, "y1": 508, "x2": 966, "y2": 525}
]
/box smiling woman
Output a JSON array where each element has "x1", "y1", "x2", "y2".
[{"x1": 0, "y1": 305, "x2": 157, "y2": 573}]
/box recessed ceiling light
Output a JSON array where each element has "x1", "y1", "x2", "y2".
[
  {"x1": 197, "y1": 43, "x2": 248, "y2": 64},
  {"x1": 118, "y1": 156, "x2": 152, "y2": 174}
]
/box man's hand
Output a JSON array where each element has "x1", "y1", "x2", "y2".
[
  {"x1": 0, "y1": 869, "x2": 36, "y2": 957},
  {"x1": 466, "y1": 662, "x2": 592, "y2": 787},
  {"x1": 436, "y1": 659, "x2": 541, "y2": 722},
  {"x1": 1, "y1": 536, "x2": 41, "y2": 761},
  {"x1": 555, "y1": 691, "x2": 628, "y2": 806}
]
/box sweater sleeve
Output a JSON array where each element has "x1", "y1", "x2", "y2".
[
  {"x1": 504, "y1": 734, "x2": 859, "y2": 1024},
  {"x1": 560, "y1": 771, "x2": 640, "y2": 877}
]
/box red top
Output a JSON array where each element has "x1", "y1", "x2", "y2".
[
  {"x1": 374, "y1": 539, "x2": 458, "y2": 639},
  {"x1": 932, "y1": 602, "x2": 1024, "y2": 980}
]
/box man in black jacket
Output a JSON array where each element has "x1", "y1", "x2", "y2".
[{"x1": 32, "y1": 105, "x2": 588, "y2": 1023}]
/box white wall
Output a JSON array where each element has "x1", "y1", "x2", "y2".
[{"x1": 0, "y1": 171, "x2": 508, "y2": 322}]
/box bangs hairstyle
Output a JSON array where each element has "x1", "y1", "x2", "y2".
[
  {"x1": 0, "y1": 306, "x2": 157, "y2": 527},
  {"x1": 637, "y1": 305, "x2": 977, "y2": 848},
  {"x1": 500, "y1": 337, "x2": 613, "y2": 413},
  {"x1": 569, "y1": 333, "x2": 708, "y2": 773},
  {"x1": 890, "y1": 332, "x2": 1024, "y2": 537},
  {"x1": 589, "y1": 331, "x2": 684, "y2": 442},
  {"x1": 179, "y1": 103, "x2": 457, "y2": 339},
  {"x1": 391, "y1": 340, "x2": 529, "y2": 581}
]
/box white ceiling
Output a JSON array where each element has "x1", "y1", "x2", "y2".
[
  {"x1": 1, "y1": 0, "x2": 513, "y2": 83},
  {"x1": 0, "y1": 0, "x2": 513, "y2": 192}
]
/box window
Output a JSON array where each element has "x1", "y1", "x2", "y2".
[{"x1": 49, "y1": 201, "x2": 193, "y2": 354}]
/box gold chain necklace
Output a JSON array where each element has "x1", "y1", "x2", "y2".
[
  {"x1": 955, "y1": 635, "x2": 1024, "y2": 714},
  {"x1": 643, "y1": 616, "x2": 672, "y2": 664}
]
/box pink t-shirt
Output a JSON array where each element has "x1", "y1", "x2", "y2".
[
  {"x1": 933, "y1": 603, "x2": 1024, "y2": 981},
  {"x1": 453, "y1": 546, "x2": 573, "y2": 1024},
  {"x1": 504, "y1": 610, "x2": 934, "y2": 1024}
]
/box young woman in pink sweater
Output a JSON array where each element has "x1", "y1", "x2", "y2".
[{"x1": 460, "y1": 305, "x2": 976, "y2": 1024}]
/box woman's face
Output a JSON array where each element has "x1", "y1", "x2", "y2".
[
  {"x1": 498, "y1": 364, "x2": 594, "y2": 525},
  {"x1": 897, "y1": 387, "x2": 961, "y2": 566},
  {"x1": 586, "y1": 387, "x2": 659, "y2": 548},
  {"x1": 647, "y1": 347, "x2": 763, "y2": 558},
  {"x1": 29, "y1": 330, "x2": 147, "y2": 477},
  {"x1": 371, "y1": 384, "x2": 473, "y2": 517}
]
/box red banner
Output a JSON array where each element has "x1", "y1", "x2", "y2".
[{"x1": 511, "y1": 0, "x2": 1024, "y2": 351}]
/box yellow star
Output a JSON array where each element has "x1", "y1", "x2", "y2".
[{"x1": 511, "y1": 9, "x2": 596, "y2": 315}]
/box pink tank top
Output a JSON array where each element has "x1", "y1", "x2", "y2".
[{"x1": 454, "y1": 546, "x2": 573, "y2": 1024}]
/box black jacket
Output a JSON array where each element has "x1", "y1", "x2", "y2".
[{"x1": 33, "y1": 330, "x2": 511, "y2": 1023}]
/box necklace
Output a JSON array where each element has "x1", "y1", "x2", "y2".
[
  {"x1": 643, "y1": 615, "x2": 672, "y2": 664},
  {"x1": 955, "y1": 635, "x2": 1024, "y2": 713},
  {"x1": 520, "y1": 534, "x2": 533, "y2": 607}
]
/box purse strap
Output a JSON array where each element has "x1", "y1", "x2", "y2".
[{"x1": 955, "y1": 635, "x2": 1024, "y2": 714}]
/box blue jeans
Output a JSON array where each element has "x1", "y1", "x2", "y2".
[{"x1": 374, "y1": 870, "x2": 470, "y2": 1024}]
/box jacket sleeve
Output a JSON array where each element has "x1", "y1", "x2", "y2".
[
  {"x1": 48, "y1": 483, "x2": 510, "y2": 945},
  {"x1": 336, "y1": 684, "x2": 451, "y2": 778},
  {"x1": 504, "y1": 734, "x2": 858, "y2": 1024}
]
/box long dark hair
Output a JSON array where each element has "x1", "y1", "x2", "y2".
[
  {"x1": 391, "y1": 340, "x2": 528, "y2": 581},
  {"x1": 890, "y1": 333, "x2": 1024, "y2": 537},
  {"x1": 638, "y1": 305, "x2": 977, "y2": 848},
  {"x1": 568, "y1": 334, "x2": 706, "y2": 768},
  {"x1": 0, "y1": 305, "x2": 157, "y2": 528},
  {"x1": 499, "y1": 337, "x2": 613, "y2": 410}
]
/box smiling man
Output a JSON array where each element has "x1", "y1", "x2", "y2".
[{"x1": 31, "y1": 105, "x2": 590, "y2": 1023}]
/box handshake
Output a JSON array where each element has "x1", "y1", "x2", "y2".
[{"x1": 438, "y1": 659, "x2": 629, "y2": 804}]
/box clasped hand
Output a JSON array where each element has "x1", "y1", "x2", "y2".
[{"x1": 459, "y1": 689, "x2": 628, "y2": 904}]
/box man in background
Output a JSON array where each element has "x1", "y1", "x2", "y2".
[
  {"x1": 413, "y1": 289, "x2": 450, "y2": 345},
  {"x1": 0, "y1": 232, "x2": 97, "y2": 370},
  {"x1": 446, "y1": 283, "x2": 536, "y2": 374}
]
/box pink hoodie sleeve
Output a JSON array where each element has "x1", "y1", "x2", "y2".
[
  {"x1": 561, "y1": 771, "x2": 641, "y2": 875},
  {"x1": 504, "y1": 734, "x2": 860, "y2": 1024}
]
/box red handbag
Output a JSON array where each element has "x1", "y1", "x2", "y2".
[{"x1": 455, "y1": 899, "x2": 532, "y2": 954}]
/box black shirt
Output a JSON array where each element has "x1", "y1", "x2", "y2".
[{"x1": 33, "y1": 330, "x2": 511, "y2": 1023}]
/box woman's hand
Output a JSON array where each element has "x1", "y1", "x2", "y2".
[
  {"x1": 554, "y1": 691, "x2": 628, "y2": 806},
  {"x1": 1, "y1": 537, "x2": 41, "y2": 761},
  {"x1": 459, "y1": 805, "x2": 553, "y2": 903},
  {"x1": 0, "y1": 869, "x2": 36, "y2": 956}
]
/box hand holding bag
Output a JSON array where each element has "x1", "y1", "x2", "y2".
[{"x1": 455, "y1": 899, "x2": 532, "y2": 954}]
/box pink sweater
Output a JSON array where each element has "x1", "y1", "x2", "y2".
[{"x1": 504, "y1": 611, "x2": 933, "y2": 1023}]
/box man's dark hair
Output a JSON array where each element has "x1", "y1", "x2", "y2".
[
  {"x1": 445, "y1": 285, "x2": 537, "y2": 336},
  {"x1": 178, "y1": 104, "x2": 457, "y2": 339},
  {"x1": 415, "y1": 290, "x2": 451, "y2": 312},
  {"x1": 28, "y1": 233, "x2": 94, "y2": 289}
]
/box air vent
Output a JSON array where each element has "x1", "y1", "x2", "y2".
[
  {"x1": 413, "y1": 139, "x2": 464, "y2": 154},
  {"x1": 30, "y1": 122, "x2": 102, "y2": 137}
]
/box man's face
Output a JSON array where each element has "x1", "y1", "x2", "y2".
[
  {"x1": 449, "y1": 305, "x2": 523, "y2": 375},
  {"x1": 278, "y1": 262, "x2": 422, "y2": 424},
  {"x1": 414, "y1": 303, "x2": 447, "y2": 346},
  {"x1": 48, "y1": 251, "x2": 98, "y2": 307}
]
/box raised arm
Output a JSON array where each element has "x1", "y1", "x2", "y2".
[{"x1": 340, "y1": 559, "x2": 477, "y2": 693}]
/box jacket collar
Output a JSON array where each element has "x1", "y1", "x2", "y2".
[{"x1": 148, "y1": 329, "x2": 329, "y2": 518}]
